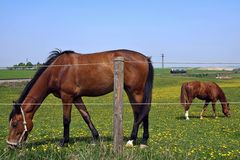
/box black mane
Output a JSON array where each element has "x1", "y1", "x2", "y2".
[{"x1": 9, "y1": 49, "x2": 75, "y2": 120}]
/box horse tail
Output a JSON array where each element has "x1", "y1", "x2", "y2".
[
  {"x1": 180, "y1": 83, "x2": 188, "y2": 106},
  {"x1": 143, "y1": 58, "x2": 154, "y2": 106},
  {"x1": 133, "y1": 58, "x2": 154, "y2": 126}
]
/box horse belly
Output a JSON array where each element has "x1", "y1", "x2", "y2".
[
  {"x1": 80, "y1": 86, "x2": 113, "y2": 97},
  {"x1": 78, "y1": 79, "x2": 114, "y2": 97},
  {"x1": 196, "y1": 94, "x2": 209, "y2": 100}
]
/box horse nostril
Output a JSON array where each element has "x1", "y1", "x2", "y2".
[{"x1": 8, "y1": 144, "x2": 17, "y2": 150}]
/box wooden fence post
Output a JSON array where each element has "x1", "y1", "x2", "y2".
[{"x1": 113, "y1": 57, "x2": 124, "y2": 154}]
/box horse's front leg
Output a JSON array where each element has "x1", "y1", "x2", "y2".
[
  {"x1": 212, "y1": 101, "x2": 217, "y2": 118},
  {"x1": 200, "y1": 100, "x2": 209, "y2": 119},
  {"x1": 60, "y1": 96, "x2": 73, "y2": 147}
]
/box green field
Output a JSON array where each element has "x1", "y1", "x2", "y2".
[
  {"x1": 0, "y1": 69, "x2": 240, "y2": 159},
  {"x1": 0, "y1": 69, "x2": 36, "y2": 79}
]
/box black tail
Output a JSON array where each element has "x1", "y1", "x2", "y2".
[
  {"x1": 135, "y1": 58, "x2": 153, "y2": 124},
  {"x1": 133, "y1": 58, "x2": 154, "y2": 131},
  {"x1": 143, "y1": 58, "x2": 154, "y2": 105}
]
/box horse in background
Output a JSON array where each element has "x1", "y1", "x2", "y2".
[
  {"x1": 180, "y1": 81, "x2": 230, "y2": 120},
  {"x1": 7, "y1": 49, "x2": 153, "y2": 149}
]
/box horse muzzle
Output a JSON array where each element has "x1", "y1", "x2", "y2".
[
  {"x1": 6, "y1": 140, "x2": 19, "y2": 149},
  {"x1": 224, "y1": 112, "x2": 231, "y2": 117}
]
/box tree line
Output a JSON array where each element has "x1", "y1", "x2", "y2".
[{"x1": 9, "y1": 62, "x2": 42, "y2": 70}]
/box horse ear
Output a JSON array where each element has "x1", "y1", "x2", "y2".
[{"x1": 13, "y1": 102, "x2": 21, "y2": 114}]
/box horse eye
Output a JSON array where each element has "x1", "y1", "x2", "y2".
[{"x1": 11, "y1": 122, "x2": 18, "y2": 128}]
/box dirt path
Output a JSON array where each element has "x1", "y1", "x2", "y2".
[{"x1": 0, "y1": 78, "x2": 31, "y2": 85}]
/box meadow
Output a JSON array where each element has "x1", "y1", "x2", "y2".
[
  {"x1": 0, "y1": 68, "x2": 240, "y2": 159},
  {"x1": 0, "y1": 69, "x2": 35, "y2": 79}
]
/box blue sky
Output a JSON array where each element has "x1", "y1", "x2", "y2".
[{"x1": 0, "y1": 0, "x2": 240, "y2": 67}]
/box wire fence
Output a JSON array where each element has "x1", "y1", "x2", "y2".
[
  {"x1": 0, "y1": 61, "x2": 240, "y2": 107},
  {"x1": 0, "y1": 102, "x2": 239, "y2": 106},
  {"x1": 1, "y1": 60, "x2": 240, "y2": 69}
]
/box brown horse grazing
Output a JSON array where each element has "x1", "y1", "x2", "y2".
[
  {"x1": 7, "y1": 49, "x2": 153, "y2": 149},
  {"x1": 180, "y1": 81, "x2": 230, "y2": 120}
]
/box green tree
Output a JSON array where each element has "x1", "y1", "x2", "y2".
[
  {"x1": 26, "y1": 62, "x2": 33, "y2": 69},
  {"x1": 18, "y1": 62, "x2": 25, "y2": 70}
]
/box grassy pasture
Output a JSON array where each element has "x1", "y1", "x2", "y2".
[
  {"x1": 0, "y1": 70, "x2": 36, "y2": 80},
  {"x1": 0, "y1": 69, "x2": 240, "y2": 159}
]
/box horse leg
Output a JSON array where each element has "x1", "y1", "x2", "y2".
[
  {"x1": 74, "y1": 97, "x2": 99, "y2": 142},
  {"x1": 212, "y1": 101, "x2": 217, "y2": 118},
  {"x1": 184, "y1": 100, "x2": 192, "y2": 120},
  {"x1": 60, "y1": 95, "x2": 73, "y2": 147},
  {"x1": 185, "y1": 108, "x2": 190, "y2": 120},
  {"x1": 140, "y1": 114, "x2": 149, "y2": 149},
  {"x1": 126, "y1": 108, "x2": 139, "y2": 147},
  {"x1": 200, "y1": 100, "x2": 210, "y2": 119},
  {"x1": 126, "y1": 89, "x2": 150, "y2": 148}
]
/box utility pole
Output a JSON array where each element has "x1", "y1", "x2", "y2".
[{"x1": 161, "y1": 54, "x2": 164, "y2": 69}]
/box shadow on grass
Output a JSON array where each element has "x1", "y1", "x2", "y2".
[
  {"x1": 26, "y1": 136, "x2": 131, "y2": 147},
  {"x1": 176, "y1": 115, "x2": 226, "y2": 120}
]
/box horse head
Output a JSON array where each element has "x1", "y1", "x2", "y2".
[
  {"x1": 222, "y1": 102, "x2": 230, "y2": 117},
  {"x1": 7, "y1": 103, "x2": 33, "y2": 149}
]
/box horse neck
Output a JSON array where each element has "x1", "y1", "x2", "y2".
[
  {"x1": 22, "y1": 74, "x2": 50, "y2": 119},
  {"x1": 218, "y1": 90, "x2": 227, "y2": 106}
]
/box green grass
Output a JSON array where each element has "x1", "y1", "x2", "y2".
[
  {"x1": 0, "y1": 69, "x2": 240, "y2": 159},
  {"x1": 0, "y1": 70, "x2": 36, "y2": 79}
]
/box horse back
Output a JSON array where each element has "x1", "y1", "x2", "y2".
[
  {"x1": 46, "y1": 50, "x2": 150, "y2": 97},
  {"x1": 186, "y1": 81, "x2": 222, "y2": 101}
]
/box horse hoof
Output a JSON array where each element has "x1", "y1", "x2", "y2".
[
  {"x1": 125, "y1": 140, "x2": 134, "y2": 147},
  {"x1": 59, "y1": 143, "x2": 68, "y2": 147},
  {"x1": 59, "y1": 140, "x2": 68, "y2": 147},
  {"x1": 90, "y1": 143, "x2": 96, "y2": 146},
  {"x1": 140, "y1": 144, "x2": 148, "y2": 149},
  {"x1": 90, "y1": 141, "x2": 97, "y2": 146}
]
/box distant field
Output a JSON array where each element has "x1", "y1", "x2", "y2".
[
  {"x1": 1, "y1": 68, "x2": 239, "y2": 79},
  {"x1": 0, "y1": 68, "x2": 240, "y2": 159},
  {"x1": 0, "y1": 69, "x2": 36, "y2": 79}
]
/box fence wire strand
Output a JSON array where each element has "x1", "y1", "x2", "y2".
[
  {"x1": 0, "y1": 102, "x2": 239, "y2": 106},
  {"x1": 0, "y1": 61, "x2": 239, "y2": 107},
  {"x1": 1, "y1": 61, "x2": 240, "y2": 69}
]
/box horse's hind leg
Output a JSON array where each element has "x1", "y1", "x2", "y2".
[
  {"x1": 184, "y1": 100, "x2": 192, "y2": 120},
  {"x1": 74, "y1": 97, "x2": 99, "y2": 142},
  {"x1": 140, "y1": 114, "x2": 149, "y2": 148},
  {"x1": 185, "y1": 108, "x2": 190, "y2": 120},
  {"x1": 126, "y1": 104, "x2": 150, "y2": 148},
  {"x1": 200, "y1": 100, "x2": 210, "y2": 119},
  {"x1": 126, "y1": 107, "x2": 139, "y2": 147},
  {"x1": 125, "y1": 90, "x2": 150, "y2": 148}
]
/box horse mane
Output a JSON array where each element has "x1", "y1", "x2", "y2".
[
  {"x1": 215, "y1": 83, "x2": 227, "y2": 102},
  {"x1": 9, "y1": 49, "x2": 75, "y2": 120}
]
